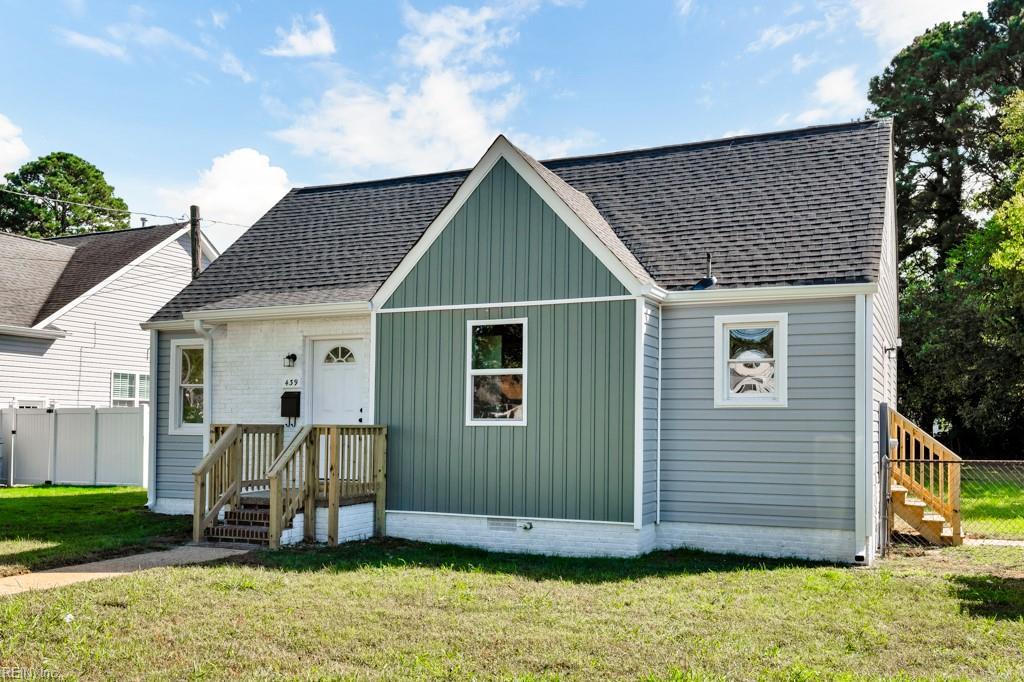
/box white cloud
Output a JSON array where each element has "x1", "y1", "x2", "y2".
[
  {"x1": 107, "y1": 22, "x2": 207, "y2": 59},
  {"x1": 0, "y1": 114, "x2": 31, "y2": 177},
  {"x1": 273, "y1": 2, "x2": 592, "y2": 178},
  {"x1": 852, "y1": 0, "x2": 987, "y2": 58},
  {"x1": 676, "y1": 0, "x2": 695, "y2": 17},
  {"x1": 210, "y1": 10, "x2": 228, "y2": 29},
  {"x1": 795, "y1": 65, "x2": 867, "y2": 125},
  {"x1": 219, "y1": 50, "x2": 253, "y2": 83},
  {"x1": 791, "y1": 52, "x2": 818, "y2": 73},
  {"x1": 158, "y1": 148, "x2": 291, "y2": 246},
  {"x1": 262, "y1": 13, "x2": 335, "y2": 58},
  {"x1": 56, "y1": 28, "x2": 128, "y2": 60},
  {"x1": 747, "y1": 19, "x2": 822, "y2": 51},
  {"x1": 722, "y1": 128, "x2": 750, "y2": 137}
]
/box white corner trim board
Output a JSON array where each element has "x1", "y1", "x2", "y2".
[
  {"x1": 34, "y1": 226, "x2": 190, "y2": 330},
  {"x1": 370, "y1": 136, "x2": 646, "y2": 308},
  {"x1": 633, "y1": 298, "x2": 645, "y2": 529}
]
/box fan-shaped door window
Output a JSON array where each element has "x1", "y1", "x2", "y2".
[{"x1": 324, "y1": 346, "x2": 356, "y2": 364}]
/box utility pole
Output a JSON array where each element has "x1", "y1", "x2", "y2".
[{"x1": 189, "y1": 205, "x2": 202, "y2": 280}]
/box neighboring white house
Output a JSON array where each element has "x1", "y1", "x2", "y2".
[{"x1": 0, "y1": 223, "x2": 218, "y2": 409}]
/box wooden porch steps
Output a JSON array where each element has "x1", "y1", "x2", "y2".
[
  {"x1": 890, "y1": 484, "x2": 964, "y2": 546},
  {"x1": 203, "y1": 497, "x2": 289, "y2": 546}
]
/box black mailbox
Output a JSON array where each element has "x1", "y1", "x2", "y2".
[{"x1": 281, "y1": 391, "x2": 301, "y2": 420}]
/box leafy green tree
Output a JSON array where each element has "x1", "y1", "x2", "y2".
[
  {"x1": 868, "y1": 0, "x2": 1024, "y2": 274},
  {"x1": 899, "y1": 92, "x2": 1024, "y2": 455},
  {"x1": 0, "y1": 152, "x2": 129, "y2": 238}
]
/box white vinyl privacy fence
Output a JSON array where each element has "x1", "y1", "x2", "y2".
[{"x1": 0, "y1": 407, "x2": 148, "y2": 486}]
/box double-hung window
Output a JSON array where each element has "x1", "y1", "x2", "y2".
[
  {"x1": 713, "y1": 313, "x2": 788, "y2": 407},
  {"x1": 111, "y1": 371, "x2": 150, "y2": 407},
  {"x1": 169, "y1": 340, "x2": 205, "y2": 434},
  {"x1": 466, "y1": 319, "x2": 526, "y2": 425}
]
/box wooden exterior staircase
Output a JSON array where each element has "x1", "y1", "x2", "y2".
[
  {"x1": 885, "y1": 407, "x2": 963, "y2": 546},
  {"x1": 192, "y1": 424, "x2": 387, "y2": 548}
]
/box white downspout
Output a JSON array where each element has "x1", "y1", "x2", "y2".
[
  {"x1": 146, "y1": 329, "x2": 158, "y2": 507},
  {"x1": 193, "y1": 319, "x2": 214, "y2": 446}
]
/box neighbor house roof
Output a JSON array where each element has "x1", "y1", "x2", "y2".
[
  {"x1": 150, "y1": 119, "x2": 892, "y2": 322},
  {"x1": 0, "y1": 222, "x2": 186, "y2": 331}
]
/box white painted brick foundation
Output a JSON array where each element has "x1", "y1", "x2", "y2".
[
  {"x1": 281, "y1": 503, "x2": 375, "y2": 546},
  {"x1": 654, "y1": 522, "x2": 855, "y2": 564},
  {"x1": 387, "y1": 511, "x2": 656, "y2": 558},
  {"x1": 386, "y1": 511, "x2": 856, "y2": 563}
]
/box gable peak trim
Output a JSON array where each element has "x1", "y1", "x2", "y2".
[{"x1": 370, "y1": 135, "x2": 647, "y2": 307}]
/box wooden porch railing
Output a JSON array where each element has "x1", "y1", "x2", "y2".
[
  {"x1": 266, "y1": 424, "x2": 387, "y2": 549},
  {"x1": 887, "y1": 408, "x2": 962, "y2": 537},
  {"x1": 193, "y1": 424, "x2": 284, "y2": 543}
]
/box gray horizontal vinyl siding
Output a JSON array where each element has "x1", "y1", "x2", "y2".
[
  {"x1": 660, "y1": 299, "x2": 856, "y2": 530},
  {"x1": 376, "y1": 300, "x2": 636, "y2": 523},
  {"x1": 0, "y1": 235, "x2": 194, "y2": 408},
  {"x1": 642, "y1": 302, "x2": 659, "y2": 525},
  {"x1": 155, "y1": 330, "x2": 203, "y2": 499}
]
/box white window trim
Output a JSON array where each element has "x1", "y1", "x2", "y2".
[
  {"x1": 465, "y1": 317, "x2": 527, "y2": 427},
  {"x1": 110, "y1": 370, "x2": 150, "y2": 407},
  {"x1": 713, "y1": 312, "x2": 788, "y2": 408},
  {"x1": 168, "y1": 338, "x2": 205, "y2": 436}
]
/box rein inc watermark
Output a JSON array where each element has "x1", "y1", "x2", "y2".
[{"x1": 0, "y1": 668, "x2": 56, "y2": 679}]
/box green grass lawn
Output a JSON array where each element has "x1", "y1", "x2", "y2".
[
  {"x1": 1, "y1": 540, "x2": 1022, "y2": 680},
  {"x1": 0, "y1": 486, "x2": 191, "y2": 577},
  {"x1": 961, "y1": 474, "x2": 1024, "y2": 540}
]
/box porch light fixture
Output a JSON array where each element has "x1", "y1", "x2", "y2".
[{"x1": 283, "y1": 353, "x2": 297, "y2": 368}]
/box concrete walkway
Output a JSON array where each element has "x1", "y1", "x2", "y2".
[{"x1": 0, "y1": 546, "x2": 248, "y2": 597}]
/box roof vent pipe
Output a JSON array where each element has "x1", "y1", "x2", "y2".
[{"x1": 691, "y1": 252, "x2": 717, "y2": 290}]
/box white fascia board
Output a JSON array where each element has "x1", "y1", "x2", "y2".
[
  {"x1": 370, "y1": 136, "x2": 645, "y2": 308},
  {"x1": 33, "y1": 226, "x2": 190, "y2": 330},
  {"x1": 181, "y1": 300, "x2": 372, "y2": 323},
  {"x1": 0, "y1": 324, "x2": 66, "y2": 340},
  {"x1": 662, "y1": 282, "x2": 876, "y2": 306}
]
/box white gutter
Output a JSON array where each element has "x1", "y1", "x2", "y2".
[
  {"x1": 0, "y1": 324, "x2": 65, "y2": 340},
  {"x1": 140, "y1": 320, "x2": 195, "y2": 332},
  {"x1": 662, "y1": 282, "x2": 876, "y2": 306},
  {"x1": 181, "y1": 300, "x2": 371, "y2": 323}
]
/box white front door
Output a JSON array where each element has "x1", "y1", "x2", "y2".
[{"x1": 311, "y1": 339, "x2": 367, "y2": 425}]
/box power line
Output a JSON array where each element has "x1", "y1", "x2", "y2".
[{"x1": 0, "y1": 186, "x2": 252, "y2": 229}]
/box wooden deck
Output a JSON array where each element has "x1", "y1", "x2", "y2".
[{"x1": 192, "y1": 424, "x2": 387, "y2": 547}]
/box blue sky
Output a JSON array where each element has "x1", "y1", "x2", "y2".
[{"x1": 0, "y1": 0, "x2": 986, "y2": 247}]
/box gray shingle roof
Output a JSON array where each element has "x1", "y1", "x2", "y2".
[
  {"x1": 0, "y1": 223, "x2": 186, "y2": 329},
  {"x1": 0, "y1": 233, "x2": 75, "y2": 327},
  {"x1": 38, "y1": 223, "x2": 186, "y2": 323},
  {"x1": 151, "y1": 119, "x2": 891, "y2": 322}
]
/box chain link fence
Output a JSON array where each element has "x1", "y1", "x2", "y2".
[{"x1": 883, "y1": 458, "x2": 1024, "y2": 549}]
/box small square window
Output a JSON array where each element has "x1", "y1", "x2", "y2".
[
  {"x1": 467, "y1": 319, "x2": 526, "y2": 425},
  {"x1": 714, "y1": 314, "x2": 788, "y2": 408}
]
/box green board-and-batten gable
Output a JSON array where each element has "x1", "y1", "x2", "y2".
[
  {"x1": 375, "y1": 148, "x2": 639, "y2": 523},
  {"x1": 382, "y1": 157, "x2": 630, "y2": 309}
]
